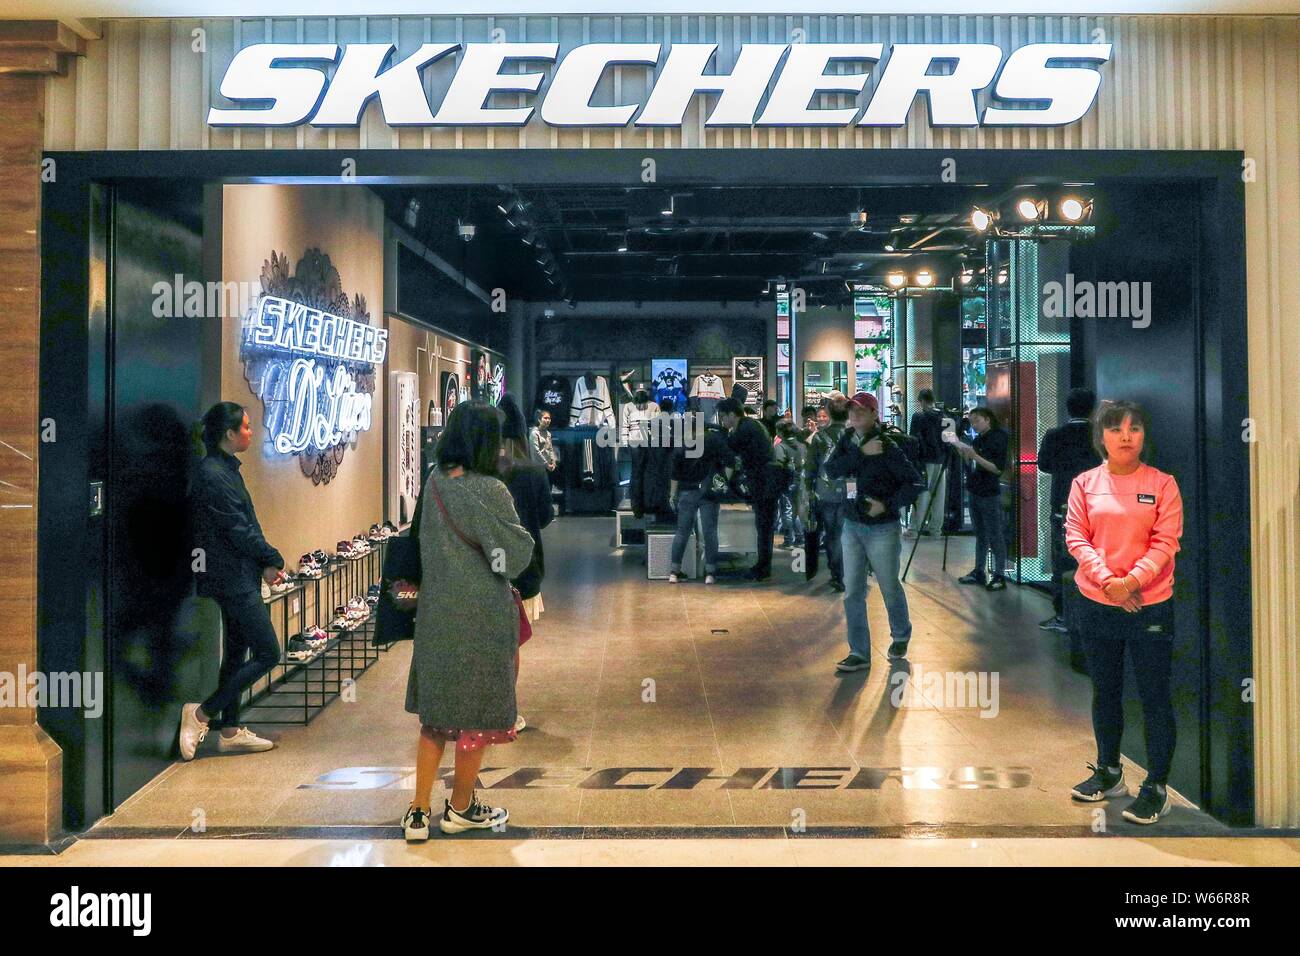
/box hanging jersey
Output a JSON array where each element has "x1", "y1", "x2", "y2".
[
  {"x1": 534, "y1": 374, "x2": 572, "y2": 428},
  {"x1": 570, "y1": 375, "x2": 615, "y2": 428},
  {"x1": 690, "y1": 374, "x2": 727, "y2": 400}
]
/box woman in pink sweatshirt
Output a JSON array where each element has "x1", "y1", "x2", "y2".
[{"x1": 1064, "y1": 400, "x2": 1183, "y2": 825}]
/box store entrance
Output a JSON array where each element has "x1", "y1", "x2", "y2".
[{"x1": 40, "y1": 149, "x2": 1252, "y2": 832}]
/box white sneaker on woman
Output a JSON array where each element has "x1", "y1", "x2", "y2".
[
  {"x1": 217, "y1": 727, "x2": 275, "y2": 753},
  {"x1": 440, "y1": 792, "x2": 508, "y2": 834},
  {"x1": 178, "y1": 703, "x2": 208, "y2": 761}
]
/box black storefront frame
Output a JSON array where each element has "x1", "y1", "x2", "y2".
[{"x1": 40, "y1": 147, "x2": 1251, "y2": 829}]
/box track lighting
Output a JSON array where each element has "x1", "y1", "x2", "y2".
[
  {"x1": 1060, "y1": 197, "x2": 1093, "y2": 222},
  {"x1": 1017, "y1": 197, "x2": 1048, "y2": 222},
  {"x1": 915, "y1": 270, "x2": 934, "y2": 288},
  {"x1": 971, "y1": 207, "x2": 996, "y2": 232}
]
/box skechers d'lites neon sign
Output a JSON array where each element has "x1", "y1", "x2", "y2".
[{"x1": 241, "y1": 251, "x2": 384, "y2": 485}]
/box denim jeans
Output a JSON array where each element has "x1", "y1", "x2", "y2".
[
  {"x1": 815, "y1": 499, "x2": 846, "y2": 583},
  {"x1": 841, "y1": 518, "x2": 912, "y2": 659},
  {"x1": 671, "y1": 487, "x2": 719, "y2": 573},
  {"x1": 969, "y1": 492, "x2": 1008, "y2": 578},
  {"x1": 201, "y1": 591, "x2": 281, "y2": 728}
]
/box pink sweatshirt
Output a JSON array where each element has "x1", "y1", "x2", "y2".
[{"x1": 1065, "y1": 463, "x2": 1183, "y2": 606}]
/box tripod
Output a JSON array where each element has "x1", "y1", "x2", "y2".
[{"x1": 902, "y1": 449, "x2": 956, "y2": 582}]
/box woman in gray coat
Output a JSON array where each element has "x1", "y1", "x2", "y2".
[{"x1": 402, "y1": 402, "x2": 537, "y2": 842}]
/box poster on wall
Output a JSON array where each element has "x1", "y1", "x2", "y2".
[
  {"x1": 732, "y1": 356, "x2": 764, "y2": 408},
  {"x1": 389, "y1": 371, "x2": 421, "y2": 524},
  {"x1": 240, "y1": 248, "x2": 386, "y2": 486},
  {"x1": 441, "y1": 371, "x2": 460, "y2": 418},
  {"x1": 650, "y1": 358, "x2": 688, "y2": 411}
]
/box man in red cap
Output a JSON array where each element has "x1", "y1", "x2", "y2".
[{"x1": 823, "y1": 392, "x2": 926, "y2": 672}]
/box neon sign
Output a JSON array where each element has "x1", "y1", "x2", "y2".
[{"x1": 240, "y1": 249, "x2": 382, "y2": 484}]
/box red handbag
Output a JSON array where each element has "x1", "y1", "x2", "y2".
[{"x1": 427, "y1": 473, "x2": 532, "y2": 646}]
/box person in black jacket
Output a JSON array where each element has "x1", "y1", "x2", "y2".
[
  {"x1": 668, "y1": 416, "x2": 730, "y2": 584},
  {"x1": 905, "y1": 388, "x2": 949, "y2": 537},
  {"x1": 178, "y1": 402, "x2": 284, "y2": 761},
  {"x1": 955, "y1": 407, "x2": 1011, "y2": 590},
  {"x1": 1037, "y1": 387, "x2": 1101, "y2": 631},
  {"x1": 498, "y1": 395, "x2": 552, "y2": 734},
  {"x1": 824, "y1": 392, "x2": 926, "y2": 673},
  {"x1": 718, "y1": 398, "x2": 780, "y2": 581}
]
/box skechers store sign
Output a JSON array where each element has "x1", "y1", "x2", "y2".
[
  {"x1": 242, "y1": 290, "x2": 387, "y2": 461},
  {"x1": 208, "y1": 41, "x2": 1111, "y2": 129}
]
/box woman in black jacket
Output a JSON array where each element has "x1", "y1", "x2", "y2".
[
  {"x1": 498, "y1": 395, "x2": 554, "y2": 733},
  {"x1": 955, "y1": 407, "x2": 1011, "y2": 591},
  {"x1": 178, "y1": 402, "x2": 284, "y2": 761}
]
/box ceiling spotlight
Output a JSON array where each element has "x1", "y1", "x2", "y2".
[
  {"x1": 850, "y1": 209, "x2": 868, "y2": 228},
  {"x1": 883, "y1": 243, "x2": 895, "y2": 252},
  {"x1": 522, "y1": 228, "x2": 538, "y2": 246},
  {"x1": 1060, "y1": 197, "x2": 1093, "y2": 222},
  {"x1": 618, "y1": 231, "x2": 629, "y2": 253},
  {"x1": 960, "y1": 271, "x2": 974, "y2": 284},
  {"x1": 812, "y1": 231, "x2": 829, "y2": 241},
  {"x1": 915, "y1": 270, "x2": 934, "y2": 287},
  {"x1": 886, "y1": 272, "x2": 907, "y2": 289},
  {"x1": 1017, "y1": 197, "x2": 1047, "y2": 221},
  {"x1": 971, "y1": 208, "x2": 995, "y2": 232},
  {"x1": 456, "y1": 219, "x2": 476, "y2": 242},
  {"x1": 997, "y1": 270, "x2": 1009, "y2": 285}
]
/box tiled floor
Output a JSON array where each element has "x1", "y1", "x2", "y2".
[{"x1": 22, "y1": 514, "x2": 1291, "y2": 863}]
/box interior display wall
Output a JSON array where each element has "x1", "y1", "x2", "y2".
[
  {"x1": 793, "y1": 306, "x2": 854, "y2": 409},
  {"x1": 221, "y1": 185, "x2": 384, "y2": 566},
  {"x1": 534, "y1": 311, "x2": 764, "y2": 365}
]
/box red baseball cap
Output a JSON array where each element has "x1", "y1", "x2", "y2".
[{"x1": 849, "y1": 391, "x2": 879, "y2": 412}]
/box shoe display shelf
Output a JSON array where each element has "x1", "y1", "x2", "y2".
[{"x1": 240, "y1": 539, "x2": 388, "y2": 725}]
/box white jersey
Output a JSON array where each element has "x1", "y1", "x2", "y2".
[
  {"x1": 570, "y1": 375, "x2": 615, "y2": 428},
  {"x1": 690, "y1": 373, "x2": 727, "y2": 400}
]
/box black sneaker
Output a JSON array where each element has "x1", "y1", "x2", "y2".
[
  {"x1": 402, "y1": 804, "x2": 430, "y2": 842},
  {"x1": 1070, "y1": 763, "x2": 1126, "y2": 802},
  {"x1": 440, "y1": 792, "x2": 508, "y2": 834},
  {"x1": 957, "y1": 571, "x2": 985, "y2": 585},
  {"x1": 887, "y1": 640, "x2": 910, "y2": 660},
  {"x1": 985, "y1": 575, "x2": 1007, "y2": 591},
  {"x1": 1122, "y1": 782, "x2": 1172, "y2": 825},
  {"x1": 1038, "y1": 615, "x2": 1069, "y2": 633},
  {"x1": 829, "y1": 579, "x2": 846, "y2": 592},
  {"x1": 835, "y1": 654, "x2": 871, "y2": 674}
]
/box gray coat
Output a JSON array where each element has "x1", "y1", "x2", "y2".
[{"x1": 405, "y1": 468, "x2": 537, "y2": 730}]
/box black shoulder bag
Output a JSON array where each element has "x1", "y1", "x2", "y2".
[{"x1": 372, "y1": 492, "x2": 423, "y2": 646}]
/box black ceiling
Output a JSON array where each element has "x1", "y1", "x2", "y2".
[{"x1": 373, "y1": 182, "x2": 1082, "y2": 305}]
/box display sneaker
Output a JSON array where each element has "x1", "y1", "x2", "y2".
[
  {"x1": 287, "y1": 637, "x2": 316, "y2": 662},
  {"x1": 402, "y1": 804, "x2": 431, "y2": 842},
  {"x1": 835, "y1": 654, "x2": 871, "y2": 673},
  {"x1": 367, "y1": 583, "x2": 383, "y2": 599},
  {"x1": 328, "y1": 610, "x2": 351, "y2": 632},
  {"x1": 368, "y1": 524, "x2": 386, "y2": 543},
  {"x1": 297, "y1": 556, "x2": 323, "y2": 579},
  {"x1": 271, "y1": 574, "x2": 296, "y2": 594},
  {"x1": 336, "y1": 540, "x2": 356, "y2": 559},
  {"x1": 1038, "y1": 615, "x2": 1069, "y2": 633},
  {"x1": 1070, "y1": 763, "x2": 1126, "y2": 802},
  {"x1": 887, "y1": 639, "x2": 910, "y2": 660},
  {"x1": 1122, "y1": 782, "x2": 1172, "y2": 825},
  {"x1": 301, "y1": 626, "x2": 329, "y2": 648},
  {"x1": 347, "y1": 597, "x2": 371, "y2": 620},
  {"x1": 260, "y1": 579, "x2": 272, "y2": 601},
  {"x1": 351, "y1": 536, "x2": 372, "y2": 555},
  {"x1": 217, "y1": 727, "x2": 275, "y2": 754},
  {"x1": 704, "y1": 573, "x2": 716, "y2": 585},
  {"x1": 311, "y1": 549, "x2": 332, "y2": 569},
  {"x1": 382, "y1": 521, "x2": 399, "y2": 537},
  {"x1": 440, "y1": 792, "x2": 508, "y2": 834},
  {"x1": 177, "y1": 702, "x2": 209, "y2": 761}
]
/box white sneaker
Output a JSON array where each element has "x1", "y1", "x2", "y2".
[
  {"x1": 402, "y1": 804, "x2": 431, "y2": 842},
  {"x1": 216, "y1": 727, "x2": 275, "y2": 754},
  {"x1": 440, "y1": 792, "x2": 508, "y2": 834},
  {"x1": 668, "y1": 572, "x2": 680, "y2": 583},
  {"x1": 514, "y1": 714, "x2": 527, "y2": 733},
  {"x1": 178, "y1": 703, "x2": 208, "y2": 761},
  {"x1": 704, "y1": 574, "x2": 716, "y2": 585}
]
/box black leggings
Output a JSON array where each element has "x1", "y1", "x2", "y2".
[
  {"x1": 201, "y1": 592, "x2": 281, "y2": 728},
  {"x1": 1080, "y1": 597, "x2": 1176, "y2": 784}
]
